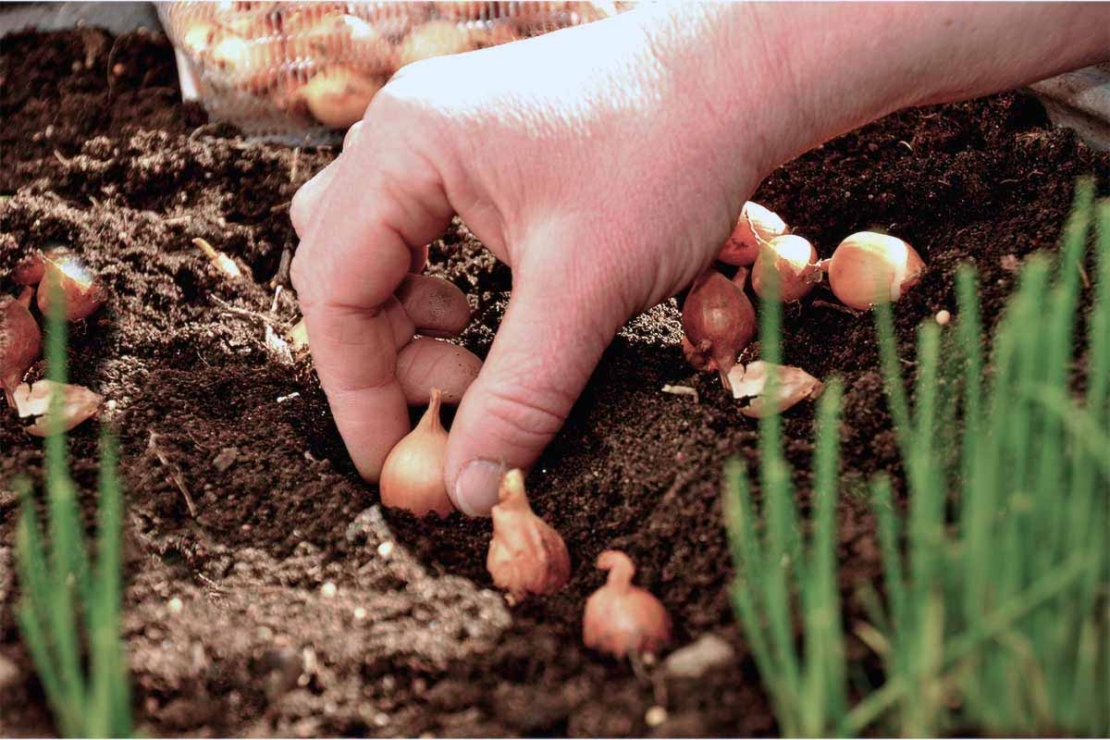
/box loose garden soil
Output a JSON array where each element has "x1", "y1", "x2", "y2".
[{"x1": 1, "y1": 26, "x2": 1107, "y2": 738}]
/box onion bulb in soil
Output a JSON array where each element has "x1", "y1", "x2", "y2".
[
  {"x1": 1, "y1": 291, "x2": 42, "y2": 400},
  {"x1": 752, "y1": 235, "x2": 821, "y2": 302},
  {"x1": 299, "y1": 67, "x2": 382, "y2": 128},
  {"x1": 681, "y1": 269, "x2": 756, "y2": 387},
  {"x1": 37, "y1": 251, "x2": 104, "y2": 322},
  {"x1": 487, "y1": 469, "x2": 570, "y2": 601},
  {"x1": 718, "y1": 201, "x2": 788, "y2": 266},
  {"x1": 825, "y1": 232, "x2": 925, "y2": 310},
  {"x1": 12, "y1": 252, "x2": 45, "y2": 286},
  {"x1": 583, "y1": 550, "x2": 671, "y2": 658},
  {"x1": 379, "y1": 388, "x2": 454, "y2": 517}
]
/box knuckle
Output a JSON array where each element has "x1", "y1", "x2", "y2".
[{"x1": 481, "y1": 381, "x2": 568, "y2": 448}]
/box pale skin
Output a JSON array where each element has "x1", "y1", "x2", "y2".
[{"x1": 290, "y1": 3, "x2": 1109, "y2": 515}]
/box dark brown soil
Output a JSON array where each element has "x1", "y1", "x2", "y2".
[{"x1": 1, "y1": 27, "x2": 1107, "y2": 738}]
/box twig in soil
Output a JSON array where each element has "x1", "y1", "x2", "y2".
[
  {"x1": 148, "y1": 431, "x2": 198, "y2": 518},
  {"x1": 812, "y1": 299, "x2": 863, "y2": 317},
  {"x1": 209, "y1": 295, "x2": 281, "y2": 326},
  {"x1": 53, "y1": 150, "x2": 72, "y2": 166},
  {"x1": 290, "y1": 147, "x2": 301, "y2": 184},
  {"x1": 188, "y1": 123, "x2": 222, "y2": 140},
  {"x1": 273, "y1": 246, "x2": 293, "y2": 287},
  {"x1": 270, "y1": 285, "x2": 284, "y2": 314},
  {"x1": 269, "y1": 200, "x2": 292, "y2": 213},
  {"x1": 661, "y1": 384, "x2": 699, "y2": 403},
  {"x1": 193, "y1": 237, "x2": 242, "y2": 278},
  {"x1": 104, "y1": 34, "x2": 124, "y2": 94},
  {"x1": 277, "y1": 392, "x2": 300, "y2": 403},
  {"x1": 195, "y1": 572, "x2": 227, "y2": 595}
]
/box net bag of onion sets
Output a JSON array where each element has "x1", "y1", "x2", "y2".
[{"x1": 158, "y1": 2, "x2": 623, "y2": 142}]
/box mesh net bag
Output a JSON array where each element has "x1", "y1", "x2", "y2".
[{"x1": 158, "y1": 1, "x2": 624, "y2": 143}]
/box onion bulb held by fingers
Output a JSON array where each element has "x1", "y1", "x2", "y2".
[
  {"x1": 379, "y1": 388, "x2": 454, "y2": 517},
  {"x1": 718, "y1": 202, "x2": 788, "y2": 266},
  {"x1": 681, "y1": 270, "x2": 756, "y2": 388},
  {"x1": 487, "y1": 469, "x2": 570, "y2": 601},
  {"x1": 752, "y1": 235, "x2": 821, "y2": 302},
  {"x1": 583, "y1": 550, "x2": 671, "y2": 658},
  {"x1": 825, "y1": 232, "x2": 925, "y2": 310}
]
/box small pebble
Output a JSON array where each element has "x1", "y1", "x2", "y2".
[
  {"x1": 111, "y1": 62, "x2": 125, "y2": 76},
  {"x1": 664, "y1": 633, "x2": 736, "y2": 679},
  {"x1": 645, "y1": 706, "x2": 668, "y2": 728},
  {"x1": 321, "y1": 581, "x2": 337, "y2": 599},
  {"x1": 935, "y1": 309, "x2": 951, "y2": 326},
  {"x1": 377, "y1": 541, "x2": 394, "y2": 559},
  {"x1": 353, "y1": 607, "x2": 367, "y2": 621},
  {"x1": 167, "y1": 596, "x2": 183, "y2": 614}
]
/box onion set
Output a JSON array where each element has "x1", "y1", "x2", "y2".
[
  {"x1": 824, "y1": 232, "x2": 925, "y2": 310},
  {"x1": 681, "y1": 269, "x2": 756, "y2": 387},
  {"x1": 718, "y1": 202, "x2": 788, "y2": 267},
  {"x1": 487, "y1": 469, "x2": 570, "y2": 601},
  {"x1": 37, "y1": 250, "x2": 104, "y2": 322},
  {"x1": 1, "y1": 293, "x2": 42, "y2": 401},
  {"x1": 751, "y1": 235, "x2": 821, "y2": 302},
  {"x1": 379, "y1": 388, "x2": 454, "y2": 517},
  {"x1": 583, "y1": 550, "x2": 671, "y2": 658}
]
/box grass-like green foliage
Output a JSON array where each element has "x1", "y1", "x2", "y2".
[
  {"x1": 724, "y1": 181, "x2": 1109, "y2": 736},
  {"x1": 14, "y1": 282, "x2": 131, "y2": 738}
]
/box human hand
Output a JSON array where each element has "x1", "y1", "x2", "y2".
[
  {"x1": 290, "y1": 6, "x2": 773, "y2": 515},
  {"x1": 291, "y1": 1, "x2": 1108, "y2": 516}
]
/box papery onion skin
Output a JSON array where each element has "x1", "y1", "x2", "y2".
[
  {"x1": 582, "y1": 550, "x2": 671, "y2": 658},
  {"x1": 718, "y1": 202, "x2": 788, "y2": 267},
  {"x1": 379, "y1": 388, "x2": 454, "y2": 517},
  {"x1": 1, "y1": 296, "x2": 43, "y2": 399},
  {"x1": 487, "y1": 469, "x2": 571, "y2": 600},
  {"x1": 36, "y1": 252, "x2": 104, "y2": 322},
  {"x1": 752, "y1": 235, "x2": 821, "y2": 302},
  {"x1": 681, "y1": 270, "x2": 756, "y2": 386},
  {"x1": 827, "y1": 232, "x2": 925, "y2": 310}
]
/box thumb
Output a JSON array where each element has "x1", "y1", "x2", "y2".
[{"x1": 444, "y1": 259, "x2": 623, "y2": 516}]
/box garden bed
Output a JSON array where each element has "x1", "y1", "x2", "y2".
[{"x1": 1, "y1": 27, "x2": 1107, "y2": 737}]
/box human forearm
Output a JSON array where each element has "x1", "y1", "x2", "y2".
[{"x1": 627, "y1": 2, "x2": 1109, "y2": 177}]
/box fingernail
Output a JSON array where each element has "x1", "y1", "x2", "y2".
[{"x1": 453, "y1": 459, "x2": 504, "y2": 517}]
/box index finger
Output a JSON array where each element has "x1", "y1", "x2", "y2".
[{"x1": 290, "y1": 118, "x2": 455, "y2": 481}]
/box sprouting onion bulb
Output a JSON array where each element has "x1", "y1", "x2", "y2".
[
  {"x1": 718, "y1": 202, "x2": 788, "y2": 267},
  {"x1": 379, "y1": 388, "x2": 454, "y2": 517},
  {"x1": 36, "y1": 251, "x2": 104, "y2": 322},
  {"x1": 825, "y1": 232, "x2": 925, "y2": 310},
  {"x1": 1, "y1": 292, "x2": 42, "y2": 400},
  {"x1": 681, "y1": 269, "x2": 756, "y2": 388},
  {"x1": 487, "y1": 469, "x2": 571, "y2": 601},
  {"x1": 752, "y1": 235, "x2": 821, "y2": 302},
  {"x1": 582, "y1": 550, "x2": 671, "y2": 658}
]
